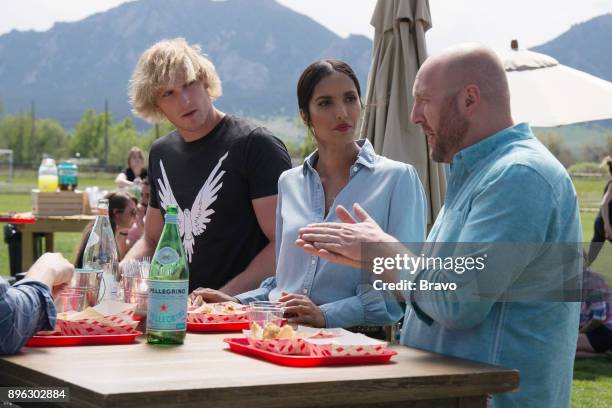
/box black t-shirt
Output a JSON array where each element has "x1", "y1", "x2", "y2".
[
  {"x1": 123, "y1": 167, "x2": 148, "y2": 182},
  {"x1": 148, "y1": 115, "x2": 292, "y2": 291}
]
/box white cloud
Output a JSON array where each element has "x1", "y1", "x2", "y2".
[
  {"x1": 276, "y1": 0, "x2": 377, "y2": 38},
  {"x1": 427, "y1": 0, "x2": 612, "y2": 53}
]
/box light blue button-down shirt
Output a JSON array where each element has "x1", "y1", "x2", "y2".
[
  {"x1": 236, "y1": 139, "x2": 427, "y2": 328},
  {"x1": 401, "y1": 123, "x2": 581, "y2": 408}
]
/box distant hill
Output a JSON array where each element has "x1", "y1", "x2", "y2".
[
  {"x1": 0, "y1": 0, "x2": 372, "y2": 129},
  {"x1": 532, "y1": 13, "x2": 612, "y2": 82},
  {"x1": 530, "y1": 13, "x2": 612, "y2": 154}
]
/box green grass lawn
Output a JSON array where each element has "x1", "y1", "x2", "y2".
[
  {"x1": 573, "y1": 358, "x2": 612, "y2": 408},
  {"x1": 0, "y1": 173, "x2": 610, "y2": 406}
]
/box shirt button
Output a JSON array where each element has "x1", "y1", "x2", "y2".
[
  {"x1": 311, "y1": 259, "x2": 316, "y2": 265},
  {"x1": 302, "y1": 288, "x2": 308, "y2": 294},
  {"x1": 353, "y1": 166, "x2": 358, "y2": 172}
]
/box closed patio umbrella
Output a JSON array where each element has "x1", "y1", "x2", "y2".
[
  {"x1": 505, "y1": 40, "x2": 612, "y2": 127},
  {"x1": 362, "y1": 0, "x2": 446, "y2": 228}
]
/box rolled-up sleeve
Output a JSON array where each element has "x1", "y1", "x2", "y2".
[
  {"x1": 319, "y1": 284, "x2": 403, "y2": 328},
  {"x1": 235, "y1": 277, "x2": 277, "y2": 305},
  {"x1": 0, "y1": 278, "x2": 56, "y2": 354}
]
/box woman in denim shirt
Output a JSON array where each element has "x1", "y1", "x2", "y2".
[{"x1": 194, "y1": 60, "x2": 426, "y2": 328}]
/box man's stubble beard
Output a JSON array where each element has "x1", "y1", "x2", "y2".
[{"x1": 430, "y1": 94, "x2": 469, "y2": 163}]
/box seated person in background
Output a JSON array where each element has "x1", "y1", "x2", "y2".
[
  {"x1": 587, "y1": 155, "x2": 612, "y2": 265},
  {"x1": 192, "y1": 59, "x2": 426, "y2": 328},
  {"x1": 127, "y1": 177, "x2": 150, "y2": 244},
  {"x1": 1, "y1": 253, "x2": 74, "y2": 354},
  {"x1": 577, "y1": 260, "x2": 612, "y2": 356},
  {"x1": 75, "y1": 191, "x2": 137, "y2": 266},
  {"x1": 115, "y1": 146, "x2": 148, "y2": 190}
]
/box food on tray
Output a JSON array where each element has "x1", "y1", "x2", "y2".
[
  {"x1": 58, "y1": 307, "x2": 105, "y2": 321},
  {"x1": 277, "y1": 325, "x2": 294, "y2": 339},
  {"x1": 262, "y1": 323, "x2": 281, "y2": 339},
  {"x1": 188, "y1": 295, "x2": 204, "y2": 307},
  {"x1": 249, "y1": 323, "x2": 339, "y2": 340},
  {"x1": 187, "y1": 301, "x2": 247, "y2": 325},
  {"x1": 245, "y1": 325, "x2": 390, "y2": 357},
  {"x1": 251, "y1": 322, "x2": 263, "y2": 339},
  {"x1": 250, "y1": 323, "x2": 300, "y2": 340},
  {"x1": 190, "y1": 301, "x2": 245, "y2": 315},
  {"x1": 41, "y1": 306, "x2": 139, "y2": 336}
]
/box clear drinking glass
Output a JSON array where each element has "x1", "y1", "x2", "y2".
[
  {"x1": 120, "y1": 276, "x2": 149, "y2": 317},
  {"x1": 54, "y1": 268, "x2": 103, "y2": 312},
  {"x1": 248, "y1": 302, "x2": 285, "y2": 327}
]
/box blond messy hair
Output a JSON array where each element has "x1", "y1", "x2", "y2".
[{"x1": 129, "y1": 38, "x2": 222, "y2": 123}]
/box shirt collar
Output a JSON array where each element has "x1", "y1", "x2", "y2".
[
  {"x1": 451, "y1": 122, "x2": 533, "y2": 173},
  {"x1": 303, "y1": 138, "x2": 378, "y2": 175}
]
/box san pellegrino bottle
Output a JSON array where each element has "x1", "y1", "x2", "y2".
[
  {"x1": 83, "y1": 199, "x2": 119, "y2": 302},
  {"x1": 146, "y1": 205, "x2": 189, "y2": 345}
]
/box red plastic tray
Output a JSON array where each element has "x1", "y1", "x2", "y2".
[
  {"x1": 223, "y1": 338, "x2": 397, "y2": 367},
  {"x1": 0, "y1": 216, "x2": 36, "y2": 224},
  {"x1": 187, "y1": 321, "x2": 250, "y2": 332},
  {"x1": 25, "y1": 331, "x2": 142, "y2": 347},
  {"x1": 188, "y1": 318, "x2": 286, "y2": 333}
]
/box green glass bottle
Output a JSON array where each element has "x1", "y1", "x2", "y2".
[{"x1": 146, "y1": 205, "x2": 189, "y2": 345}]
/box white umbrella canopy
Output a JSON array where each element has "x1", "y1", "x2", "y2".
[
  {"x1": 504, "y1": 41, "x2": 612, "y2": 127},
  {"x1": 363, "y1": 0, "x2": 446, "y2": 228}
]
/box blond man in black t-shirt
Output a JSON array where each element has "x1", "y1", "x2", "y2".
[{"x1": 124, "y1": 38, "x2": 291, "y2": 294}]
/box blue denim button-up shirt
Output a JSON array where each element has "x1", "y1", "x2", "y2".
[
  {"x1": 0, "y1": 278, "x2": 56, "y2": 354},
  {"x1": 236, "y1": 139, "x2": 427, "y2": 328},
  {"x1": 401, "y1": 123, "x2": 581, "y2": 408}
]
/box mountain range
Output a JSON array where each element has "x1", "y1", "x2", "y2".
[
  {"x1": 0, "y1": 0, "x2": 372, "y2": 129},
  {"x1": 532, "y1": 13, "x2": 612, "y2": 82},
  {"x1": 0, "y1": 2, "x2": 611, "y2": 133}
]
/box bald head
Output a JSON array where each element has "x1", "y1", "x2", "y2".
[
  {"x1": 420, "y1": 43, "x2": 511, "y2": 113},
  {"x1": 411, "y1": 44, "x2": 515, "y2": 163}
]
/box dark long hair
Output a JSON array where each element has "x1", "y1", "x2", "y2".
[
  {"x1": 296, "y1": 59, "x2": 361, "y2": 126},
  {"x1": 105, "y1": 191, "x2": 135, "y2": 233},
  {"x1": 74, "y1": 191, "x2": 135, "y2": 267}
]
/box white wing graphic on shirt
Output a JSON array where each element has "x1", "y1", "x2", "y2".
[{"x1": 157, "y1": 151, "x2": 229, "y2": 262}]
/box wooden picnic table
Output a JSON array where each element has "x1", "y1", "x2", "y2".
[
  {"x1": 0, "y1": 332, "x2": 519, "y2": 408},
  {"x1": 14, "y1": 214, "x2": 95, "y2": 271}
]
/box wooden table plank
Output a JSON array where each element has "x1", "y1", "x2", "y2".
[{"x1": 0, "y1": 333, "x2": 518, "y2": 408}]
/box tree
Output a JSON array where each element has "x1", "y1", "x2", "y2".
[
  {"x1": 141, "y1": 121, "x2": 175, "y2": 153},
  {"x1": 108, "y1": 117, "x2": 143, "y2": 167},
  {"x1": 300, "y1": 129, "x2": 317, "y2": 159},
  {"x1": 536, "y1": 132, "x2": 574, "y2": 167},
  {"x1": 32, "y1": 119, "x2": 68, "y2": 163},
  {"x1": 283, "y1": 140, "x2": 300, "y2": 158},
  {"x1": 0, "y1": 114, "x2": 67, "y2": 164},
  {"x1": 0, "y1": 115, "x2": 24, "y2": 162},
  {"x1": 69, "y1": 109, "x2": 107, "y2": 161}
]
